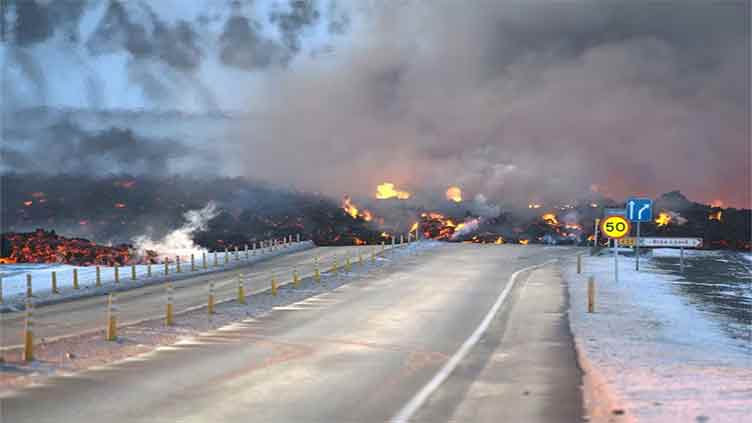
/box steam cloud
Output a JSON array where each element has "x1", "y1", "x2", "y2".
[
  {"x1": 132, "y1": 201, "x2": 218, "y2": 257},
  {"x1": 2, "y1": 0, "x2": 749, "y2": 208}
]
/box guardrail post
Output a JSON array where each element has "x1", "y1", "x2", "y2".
[
  {"x1": 391, "y1": 237, "x2": 396, "y2": 249},
  {"x1": 237, "y1": 274, "x2": 246, "y2": 304},
  {"x1": 147, "y1": 262, "x2": 152, "y2": 278},
  {"x1": 345, "y1": 256, "x2": 351, "y2": 273},
  {"x1": 577, "y1": 254, "x2": 582, "y2": 274},
  {"x1": 245, "y1": 244, "x2": 249, "y2": 260},
  {"x1": 371, "y1": 249, "x2": 376, "y2": 264},
  {"x1": 381, "y1": 241, "x2": 385, "y2": 252},
  {"x1": 164, "y1": 258, "x2": 169, "y2": 275},
  {"x1": 234, "y1": 246, "x2": 239, "y2": 261},
  {"x1": 271, "y1": 276, "x2": 278, "y2": 296},
  {"x1": 96, "y1": 266, "x2": 102, "y2": 288},
  {"x1": 297, "y1": 233, "x2": 301, "y2": 243},
  {"x1": 332, "y1": 255, "x2": 338, "y2": 273},
  {"x1": 166, "y1": 283, "x2": 174, "y2": 326},
  {"x1": 51, "y1": 271, "x2": 58, "y2": 294},
  {"x1": 72, "y1": 268, "x2": 79, "y2": 290},
  {"x1": 191, "y1": 254, "x2": 196, "y2": 271},
  {"x1": 208, "y1": 281, "x2": 215, "y2": 315},
  {"x1": 213, "y1": 251, "x2": 218, "y2": 267},
  {"x1": 358, "y1": 253, "x2": 363, "y2": 266},
  {"x1": 588, "y1": 276, "x2": 595, "y2": 313},
  {"x1": 131, "y1": 264, "x2": 137, "y2": 281},
  {"x1": 293, "y1": 267, "x2": 300, "y2": 287},
  {"x1": 314, "y1": 256, "x2": 321, "y2": 283},
  {"x1": 202, "y1": 252, "x2": 207, "y2": 270},
  {"x1": 176, "y1": 256, "x2": 181, "y2": 273},
  {"x1": 252, "y1": 242, "x2": 257, "y2": 256},
  {"x1": 114, "y1": 265, "x2": 120, "y2": 285},
  {"x1": 106, "y1": 293, "x2": 118, "y2": 341},
  {"x1": 23, "y1": 299, "x2": 34, "y2": 361},
  {"x1": 26, "y1": 274, "x2": 32, "y2": 298},
  {"x1": 224, "y1": 248, "x2": 229, "y2": 264}
]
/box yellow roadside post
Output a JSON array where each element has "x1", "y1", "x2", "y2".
[
  {"x1": 345, "y1": 256, "x2": 351, "y2": 273},
  {"x1": 237, "y1": 273, "x2": 246, "y2": 304},
  {"x1": 588, "y1": 276, "x2": 595, "y2": 313},
  {"x1": 271, "y1": 276, "x2": 278, "y2": 296},
  {"x1": 208, "y1": 281, "x2": 215, "y2": 315},
  {"x1": 131, "y1": 264, "x2": 137, "y2": 281},
  {"x1": 191, "y1": 254, "x2": 196, "y2": 272},
  {"x1": 114, "y1": 265, "x2": 120, "y2": 285},
  {"x1": 106, "y1": 293, "x2": 117, "y2": 341},
  {"x1": 224, "y1": 248, "x2": 229, "y2": 264},
  {"x1": 332, "y1": 255, "x2": 338, "y2": 273},
  {"x1": 577, "y1": 254, "x2": 582, "y2": 274},
  {"x1": 51, "y1": 271, "x2": 58, "y2": 294},
  {"x1": 165, "y1": 283, "x2": 174, "y2": 326},
  {"x1": 23, "y1": 299, "x2": 34, "y2": 362},
  {"x1": 293, "y1": 267, "x2": 300, "y2": 287},
  {"x1": 26, "y1": 274, "x2": 32, "y2": 298},
  {"x1": 314, "y1": 256, "x2": 321, "y2": 283},
  {"x1": 371, "y1": 249, "x2": 376, "y2": 264},
  {"x1": 72, "y1": 268, "x2": 79, "y2": 290},
  {"x1": 176, "y1": 256, "x2": 181, "y2": 273},
  {"x1": 359, "y1": 253, "x2": 363, "y2": 266},
  {"x1": 95, "y1": 266, "x2": 101, "y2": 288}
]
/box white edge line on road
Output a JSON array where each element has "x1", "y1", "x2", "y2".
[{"x1": 389, "y1": 259, "x2": 557, "y2": 423}]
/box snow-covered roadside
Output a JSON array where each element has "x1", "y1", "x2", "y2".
[
  {"x1": 565, "y1": 254, "x2": 752, "y2": 423},
  {"x1": 0, "y1": 241, "x2": 438, "y2": 390},
  {"x1": 0, "y1": 241, "x2": 313, "y2": 308}
]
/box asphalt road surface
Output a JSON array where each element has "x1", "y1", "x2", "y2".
[{"x1": 2, "y1": 243, "x2": 583, "y2": 423}]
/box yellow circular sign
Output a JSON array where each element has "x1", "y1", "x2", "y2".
[{"x1": 600, "y1": 215, "x2": 631, "y2": 239}]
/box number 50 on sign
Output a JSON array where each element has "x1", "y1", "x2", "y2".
[{"x1": 600, "y1": 215, "x2": 631, "y2": 239}]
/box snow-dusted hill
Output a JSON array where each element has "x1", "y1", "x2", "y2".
[{"x1": 1, "y1": 0, "x2": 348, "y2": 112}]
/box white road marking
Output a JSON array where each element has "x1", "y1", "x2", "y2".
[{"x1": 389, "y1": 260, "x2": 556, "y2": 423}]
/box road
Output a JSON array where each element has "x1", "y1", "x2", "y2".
[
  {"x1": 2, "y1": 244, "x2": 583, "y2": 423},
  {"x1": 0, "y1": 245, "x2": 375, "y2": 349}
]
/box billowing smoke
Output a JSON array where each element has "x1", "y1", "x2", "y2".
[
  {"x1": 1, "y1": 0, "x2": 749, "y2": 209},
  {"x1": 132, "y1": 201, "x2": 218, "y2": 257}
]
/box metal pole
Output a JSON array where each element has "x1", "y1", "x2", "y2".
[
  {"x1": 680, "y1": 246, "x2": 685, "y2": 273},
  {"x1": 613, "y1": 238, "x2": 619, "y2": 283},
  {"x1": 593, "y1": 218, "x2": 600, "y2": 255},
  {"x1": 635, "y1": 221, "x2": 641, "y2": 271}
]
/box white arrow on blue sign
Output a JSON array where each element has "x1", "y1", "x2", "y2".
[{"x1": 626, "y1": 198, "x2": 653, "y2": 222}]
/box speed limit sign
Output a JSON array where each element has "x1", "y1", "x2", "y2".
[{"x1": 600, "y1": 215, "x2": 631, "y2": 239}]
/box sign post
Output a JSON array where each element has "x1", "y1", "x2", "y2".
[
  {"x1": 600, "y1": 214, "x2": 631, "y2": 283},
  {"x1": 626, "y1": 198, "x2": 653, "y2": 272}
]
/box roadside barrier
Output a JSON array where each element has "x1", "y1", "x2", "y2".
[{"x1": 106, "y1": 293, "x2": 118, "y2": 341}]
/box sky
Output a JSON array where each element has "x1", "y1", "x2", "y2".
[{"x1": 1, "y1": 0, "x2": 750, "y2": 208}]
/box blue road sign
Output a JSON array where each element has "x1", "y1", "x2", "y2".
[{"x1": 626, "y1": 198, "x2": 653, "y2": 222}]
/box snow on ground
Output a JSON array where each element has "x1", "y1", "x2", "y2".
[
  {"x1": 565, "y1": 253, "x2": 752, "y2": 423},
  {"x1": 0, "y1": 243, "x2": 311, "y2": 303}
]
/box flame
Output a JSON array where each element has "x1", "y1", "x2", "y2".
[
  {"x1": 362, "y1": 209, "x2": 373, "y2": 222},
  {"x1": 376, "y1": 183, "x2": 411, "y2": 200},
  {"x1": 0, "y1": 257, "x2": 18, "y2": 264},
  {"x1": 655, "y1": 211, "x2": 672, "y2": 227},
  {"x1": 23, "y1": 200, "x2": 33, "y2": 207},
  {"x1": 528, "y1": 203, "x2": 542, "y2": 209},
  {"x1": 710, "y1": 199, "x2": 724, "y2": 208},
  {"x1": 541, "y1": 213, "x2": 559, "y2": 225},
  {"x1": 410, "y1": 222, "x2": 419, "y2": 233},
  {"x1": 708, "y1": 210, "x2": 723, "y2": 222},
  {"x1": 380, "y1": 232, "x2": 391, "y2": 238},
  {"x1": 587, "y1": 235, "x2": 595, "y2": 241},
  {"x1": 342, "y1": 196, "x2": 359, "y2": 218},
  {"x1": 353, "y1": 237, "x2": 367, "y2": 245},
  {"x1": 494, "y1": 237, "x2": 504, "y2": 244},
  {"x1": 590, "y1": 203, "x2": 598, "y2": 208},
  {"x1": 446, "y1": 186, "x2": 462, "y2": 202},
  {"x1": 114, "y1": 203, "x2": 127, "y2": 209},
  {"x1": 519, "y1": 239, "x2": 529, "y2": 245}
]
